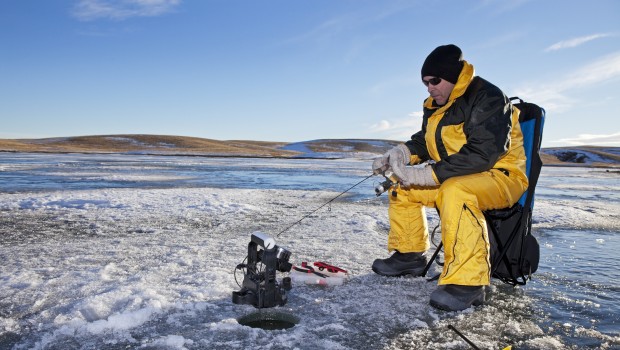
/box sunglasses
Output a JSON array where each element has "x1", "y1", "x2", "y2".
[{"x1": 422, "y1": 77, "x2": 442, "y2": 86}]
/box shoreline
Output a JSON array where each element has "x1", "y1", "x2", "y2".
[
  {"x1": 0, "y1": 149, "x2": 355, "y2": 161},
  {"x1": 2, "y1": 149, "x2": 619, "y2": 168}
]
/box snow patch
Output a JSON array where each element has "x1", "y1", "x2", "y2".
[{"x1": 144, "y1": 335, "x2": 194, "y2": 349}]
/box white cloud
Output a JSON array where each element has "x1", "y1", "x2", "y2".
[
  {"x1": 552, "y1": 132, "x2": 620, "y2": 146},
  {"x1": 545, "y1": 33, "x2": 614, "y2": 52},
  {"x1": 511, "y1": 86, "x2": 572, "y2": 113},
  {"x1": 513, "y1": 51, "x2": 620, "y2": 112},
  {"x1": 562, "y1": 51, "x2": 620, "y2": 86},
  {"x1": 280, "y1": 2, "x2": 416, "y2": 49},
  {"x1": 369, "y1": 120, "x2": 391, "y2": 132},
  {"x1": 73, "y1": 0, "x2": 181, "y2": 21},
  {"x1": 367, "y1": 111, "x2": 423, "y2": 140}
]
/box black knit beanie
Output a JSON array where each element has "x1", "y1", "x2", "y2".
[{"x1": 421, "y1": 44, "x2": 464, "y2": 84}]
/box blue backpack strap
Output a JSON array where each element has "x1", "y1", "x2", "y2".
[{"x1": 511, "y1": 97, "x2": 545, "y2": 208}]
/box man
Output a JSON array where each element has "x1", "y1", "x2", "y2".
[{"x1": 371, "y1": 44, "x2": 528, "y2": 311}]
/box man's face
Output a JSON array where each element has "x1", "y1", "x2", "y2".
[{"x1": 423, "y1": 76, "x2": 455, "y2": 106}]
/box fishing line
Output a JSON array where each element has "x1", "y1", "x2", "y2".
[{"x1": 276, "y1": 174, "x2": 375, "y2": 237}]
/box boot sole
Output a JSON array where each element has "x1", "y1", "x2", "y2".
[
  {"x1": 371, "y1": 266, "x2": 425, "y2": 277},
  {"x1": 429, "y1": 298, "x2": 484, "y2": 312}
]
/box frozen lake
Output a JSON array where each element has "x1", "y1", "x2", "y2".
[{"x1": 1, "y1": 153, "x2": 619, "y2": 349}]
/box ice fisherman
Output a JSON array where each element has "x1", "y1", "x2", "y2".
[{"x1": 371, "y1": 44, "x2": 528, "y2": 311}]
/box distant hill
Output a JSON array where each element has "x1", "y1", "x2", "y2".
[
  {"x1": 0, "y1": 135, "x2": 618, "y2": 167},
  {"x1": 541, "y1": 147, "x2": 620, "y2": 167},
  {"x1": 0, "y1": 135, "x2": 298, "y2": 158}
]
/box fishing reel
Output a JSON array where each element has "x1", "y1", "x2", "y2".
[
  {"x1": 232, "y1": 232, "x2": 293, "y2": 308},
  {"x1": 375, "y1": 170, "x2": 398, "y2": 197}
]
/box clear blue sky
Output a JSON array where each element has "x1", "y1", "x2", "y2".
[{"x1": 1, "y1": 1, "x2": 619, "y2": 147}]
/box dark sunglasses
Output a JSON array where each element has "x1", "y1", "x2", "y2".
[{"x1": 422, "y1": 77, "x2": 442, "y2": 86}]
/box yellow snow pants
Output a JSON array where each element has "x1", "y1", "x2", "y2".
[{"x1": 387, "y1": 169, "x2": 527, "y2": 286}]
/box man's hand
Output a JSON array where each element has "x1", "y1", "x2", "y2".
[
  {"x1": 372, "y1": 144, "x2": 411, "y2": 175},
  {"x1": 391, "y1": 163, "x2": 437, "y2": 187}
]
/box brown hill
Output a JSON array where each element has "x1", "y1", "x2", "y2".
[
  {"x1": 0, "y1": 135, "x2": 618, "y2": 167},
  {"x1": 541, "y1": 146, "x2": 620, "y2": 167},
  {"x1": 0, "y1": 135, "x2": 299, "y2": 158}
]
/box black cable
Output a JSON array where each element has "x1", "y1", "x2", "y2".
[
  {"x1": 233, "y1": 256, "x2": 248, "y2": 288},
  {"x1": 430, "y1": 223, "x2": 441, "y2": 248}
]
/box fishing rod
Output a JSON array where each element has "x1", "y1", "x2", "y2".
[{"x1": 275, "y1": 173, "x2": 375, "y2": 237}]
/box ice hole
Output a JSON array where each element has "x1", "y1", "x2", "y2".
[{"x1": 237, "y1": 310, "x2": 300, "y2": 330}]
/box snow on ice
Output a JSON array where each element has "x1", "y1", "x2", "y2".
[{"x1": 1, "y1": 159, "x2": 619, "y2": 349}]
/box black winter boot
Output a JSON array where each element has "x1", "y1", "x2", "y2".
[
  {"x1": 371, "y1": 251, "x2": 428, "y2": 277},
  {"x1": 429, "y1": 285, "x2": 486, "y2": 311}
]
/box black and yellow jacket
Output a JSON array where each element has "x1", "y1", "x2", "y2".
[{"x1": 405, "y1": 61, "x2": 528, "y2": 186}]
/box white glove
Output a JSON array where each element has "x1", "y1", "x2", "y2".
[
  {"x1": 391, "y1": 163, "x2": 437, "y2": 187},
  {"x1": 372, "y1": 144, "x2": 411, "y2": 175}
]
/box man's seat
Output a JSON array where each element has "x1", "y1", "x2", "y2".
[{"x1": 422, "y1": 97, "x2": 546, "y2": 285}]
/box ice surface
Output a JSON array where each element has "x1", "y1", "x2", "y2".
[{"x1": 0, "y1": 156, "x2": 619, "y2": 349}]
